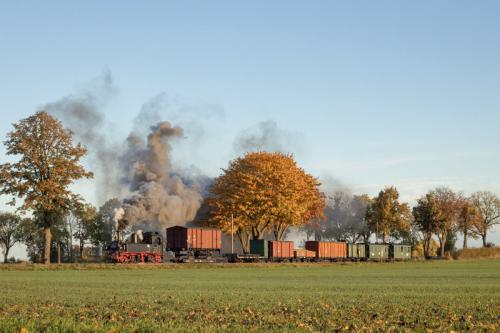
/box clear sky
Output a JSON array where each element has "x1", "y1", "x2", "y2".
[{"x1": 1, "y1": 1, "x2": 499, "y2": 256}]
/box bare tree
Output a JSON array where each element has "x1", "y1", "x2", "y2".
[
  {"x1": 323, "y1": 192, "x2": 371, "y2": 242},
  {"x1": 0, "y1": 212, "x2": 23, "y2": 263},
  {"x1": 471, "y1": 191, "x2": 500, "y2": 247}
]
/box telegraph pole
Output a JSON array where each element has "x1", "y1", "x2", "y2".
[{"x1": 231, "y1": 213, "x2": 234, "y2": 253}]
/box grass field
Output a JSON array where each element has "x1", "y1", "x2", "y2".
[{"x1": 0, "y1": 260, "x2": 499, "y2": 332}]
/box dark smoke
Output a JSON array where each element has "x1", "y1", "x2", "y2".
[
  {"x1": 43, "y1": 70, "x2": 123, "y2": 201},
  {"x1": 121, "y1": 122, "x2": 203, "y2": 229},
  {"x1": 233, "y1": 120, "x2": 302, "y2": 154},
  {"x1": 42, "y1": 72, "x2": 207, "y2": 231}
]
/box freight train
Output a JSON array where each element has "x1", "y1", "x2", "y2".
[{"x1": 106, "y1": 226, "x2": 412, "y2": 263}]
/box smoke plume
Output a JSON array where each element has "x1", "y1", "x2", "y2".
[
  {"x1": 43, "y1": 70, "x2": 123, "y2": 201},
  {"x1": 233, "y1": 120, "x2": 302, "y2": 154},
  {"x1": 42, "y1": 72, "x2": 208, "y2": 232},
  {"x1": 120, "y1": 122, "x2": 203, "y2": 230}
]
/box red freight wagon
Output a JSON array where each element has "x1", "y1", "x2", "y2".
[
  {"x1": 167, "y1": 226, "x2": 222, "y2": 250},
  {"x1": 268, "y1": 241, "x2": 294, "y2": 260},
  {"x1": 166, "y1": 226, "x2": 222, "y2": 262},
  {"x1": 294, "y1": 248, "x2": 316, "y2": 260},
  {"x1": 305, "y1": 241, "x2": 347, "y2": 260}
]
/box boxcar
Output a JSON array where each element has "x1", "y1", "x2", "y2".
[
  {"x1": 294, "y1": 248, "x2": 316, "y2": 261},
  {"x1": 347, "y1": 243, "x2": 366, "y2": 260},
  {"x1": 250, "y1": 239, "x2": 269, "y2": 257},
  {"x1": 366, "y1": 244, "x2": 389, "y2": 261},
  {"x1": 390, "y1": 244, "x2": 412, "y2": 260},
  {"x1": 269, "y1": 241, "x2": 294, "y2": 260},
  {"x1": 166, "y1": 226, "x2": 222, "y2": 261},
  {"x1": 305, "y1": 241, "x2": 347, "y2": 261}
]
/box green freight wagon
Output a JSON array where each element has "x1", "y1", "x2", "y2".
[
  {"x1": 390, "y1": 244, "x2": 412, "y2": 260},
  {"x1": 366, "y1": 244, "x2": 389, "y2": 261},
  {"x1": 347, "y1": 243, "x2": 366, "y2": 260},
  {"x1": 250, "y1": 239, "x2": 268, "y2": 257}
]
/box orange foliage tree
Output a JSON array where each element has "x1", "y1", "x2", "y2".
[
  {"x1": 0, "y1": 111, "x2": 92, "y2": 264},
  {"x1": 207, "y1": 152, "x2": 325, "y2": 252}
]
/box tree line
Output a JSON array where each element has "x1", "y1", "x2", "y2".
[
  {"x1": 299, "y1": 187, "x2": 499, "y2": 258},
  {"x1": 0, "y1": 111, "x2": 499, "y2": 263}
]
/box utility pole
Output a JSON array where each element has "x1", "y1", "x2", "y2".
[{"x1": 231, "y1": 213, "x2": 234, "y2": 253}]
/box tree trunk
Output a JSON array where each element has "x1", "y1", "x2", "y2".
[
  {"x1": 439, "y1": 233, "x2": 446, "y2": 257},
  {"x1": 423, "y1": 233, "x2": 431, "y2": 258},
  {"x1": 44, "y1": 226, "x2": 52, "y2": 265},
  {"x1": 251, "y1": 226, "x2": 263, "y2": 240},
  {"x1": 463, "y1": 229, "x2": 468, "y2": 249},
  {"x1": 3, "y1": 246, "x2": 10, "y2": 263},
  {"x1": 273, "y1": 224, "x2": 288, "y2": 241},
  {"x1": 237, "y1": 231, "x2": 250, "y2": 254},
  {"x1": 57, "y1": 242, "x2": 61, "y2": 264},
  {"x1": 482, "y1": 233, "x2": 487, "y2": 247},
  {"x1": 79, "y1": 239, "x2": 84, "y2": 258},
  {"x1": 67, "y1": 217, "x2": 74, "y2": 263}
]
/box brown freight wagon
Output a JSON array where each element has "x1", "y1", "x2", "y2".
[
  {"x1": 268, "y1": 241, "x2": 294, "y2": 260},
  {"x1": 305, "y1": 241, "x2": 347, "y2": 261},
  {"x1": 166, "y1": 226, "x2": 222, "y2": 262},
  {"x1": 294, "y1": 248, "x2": 316, "y2": 261}
]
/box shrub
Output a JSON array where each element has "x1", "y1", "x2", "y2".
[{"x1": 455, "y1": 247, "x2": 500, "y2": 259}]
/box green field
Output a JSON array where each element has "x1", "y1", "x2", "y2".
[{"x1": 0, "y1": 260, "x2": 499, "y2": 332}]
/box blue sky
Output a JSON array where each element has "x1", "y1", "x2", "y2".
[{"x1": 1, "y1": 1, "x2": 499, "y2": 254}]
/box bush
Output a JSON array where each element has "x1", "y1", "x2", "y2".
[{"x1": 454, "y1": 247, "x2": 500, "y2": 260}]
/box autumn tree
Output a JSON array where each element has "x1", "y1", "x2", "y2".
[
  {"x1": 72, "y1": 203, "x2": 97, "y2": 258},
  {"x1": 457, "y1": 200, "x2": 480, "y2": 249},
  {"x1": 0, "y1": 212, "x2": 23, "y2": 263},
  {"x1": 471, "y1": 191, "x2": 500, "y2": 247},
  {"x1": 208, "y1": 152, "x2": 325, "y2": 252},
  {"x1": 412, "y1": 193, "x2": 440, "y2": 258},
  {"x1": 366, "y1": 186, "x2": 411, "y2": 243},
  {"x1": 0, "y1": 111, "x2": 92, "y2": 264},
  {"x1": 431, "y1": 187, "x2": 462, "y2": 256}
]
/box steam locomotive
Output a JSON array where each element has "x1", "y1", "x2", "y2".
[{"x1": 107, "y1": 231, "x2": 164, "y2": 263}]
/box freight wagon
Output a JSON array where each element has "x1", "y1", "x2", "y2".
[
  {"x1": 305, "y1": 241, "x2": 347, "y2": 261},
  {"x1": 294, "y1": 248, "x2": 316, "y2": 261},
  {"x1": 235, "y1": 240, "x2": 295, "y2": 262},
  {"x1": 269, "y1": 240, "x2": 294, "y2": 260},
  {"x1": 166, "y1": 226, "x2": 222, "y2": 262},
  {"x1": 107, "y1": 231, "x2": 164, "y2": 263}
]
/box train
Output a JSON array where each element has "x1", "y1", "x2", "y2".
[
  {"x1": 106, "y1": 230, "x2": 164, "y2": 263},
  {"x1": 106, "y1": 226, "x2": 412, "y2": 263}
]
